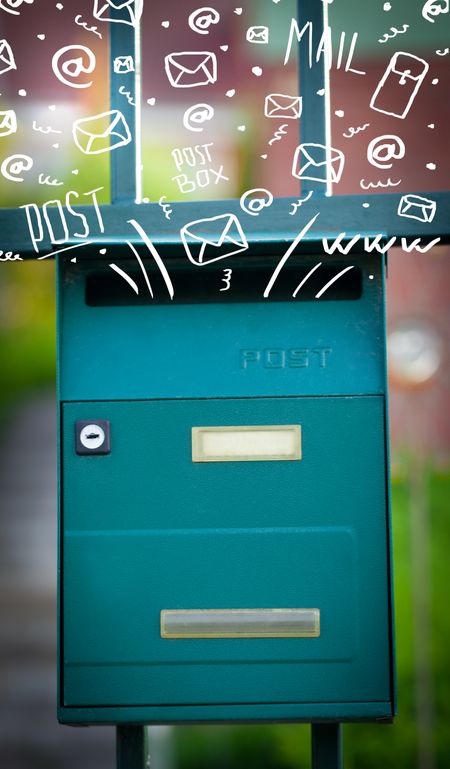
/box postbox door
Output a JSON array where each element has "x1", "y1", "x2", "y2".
[{"x1": 62, "y1": 396, "x2": 392, "y2": 709}]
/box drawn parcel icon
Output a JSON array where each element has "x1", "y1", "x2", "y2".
[
  {"x1": 165, "y1": 51, "x2": 217, "y2": 88},
  {"x1": 370, "y1": 52, "x2": 429, "y2": 120},
  {"x1": 93, "y1": 0, "x2": 143, "y2": 27},
  {"x1": 180, "y1": 213, "x2": 248, "y2": 266},
  {"x1": 0, "y1": 39, "x2": 16, "y2": 76},
  {"x1": 0, "y1": 109, "x2": 17, "y2": 137},
  {"x1": 397, "y1": 194, "x2": 437, "y2": 223},
  {"x1": 265, "y1": 93, "x2": 302, "y2": 119},
  {"x1": 292, "y1": 143, "x2": 345, "y2": 185},
  {"x1": 72, "y1": 109, "x2": 131, "y2": 155}
]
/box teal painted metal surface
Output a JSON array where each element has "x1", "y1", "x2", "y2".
[{"x1": 57, "y1": 244, "x2": 395, "y2": 725}]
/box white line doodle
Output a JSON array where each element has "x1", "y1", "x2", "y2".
[
  {"x1": 292, "y1": 262, "x2": 322, "y2": 297},
  {"x1": 360, "y1": 178, "x2": 402, "y2": 189},
  {"x1": 75, "y1": 14, "x2": 103, "y2": 39},
  {"x1": 32, "y1": 120, "x2": 62, "y2": 135},
  {"x1": 180, "y1": 213, "x2": 248, "y2": 266},
  {"x1": 246, "y1": 26, "x2": 269, "y2": 44},
  {"x1": 401, "y1": 237, "x2": 441, "y2": 253},
  {"x1": 38, "y1": 173, "x2": 64, "y2": 186},
  {"x1": 109, "y1": 262, "x2": 139, "y2": 294},
  {"x1": 52, "y1": 45, "x2": 96, "y2": 89},
  {"x1": 289, "y1": 191, "x2": 313, "y2": 215},
  {"x1": 284, "y1": 20, "x2": 365, "y2": 75},
  {"x1": 268, "y1": 124, "x2": 288, "y2": 146},
  {"x1": 0, "y1": 0, "x2": 33, "y2": 15},
  {"x1": 265, "y1": 93, "x2": 302, "y2": 120},
  {"x1": 264, "y1": 213, "x2": 320, "y2": 298},
  {"x1": 158, "y1": 195, "x2": 173, "y2": 220},
  {"x1": 370, "y1": 52, "x2": 429, "y2": 119},
  {"x1": 0, "y1": 250, "x2": 22, "y2": 261},
  {"x1": 343, "y1": 123, "x2": 370, "y2": 138},
  {"x1": 1, "y1": 154, "x2": 33, "y2": 182},
  {"x1": 188, "y1": 7, "x2": 220, "y2": 35},
  {"x1": 422, "y1": 0, "x2": 449, "y2": 23},
  {"x1": 183, "y1": 103, "x2": 214, "y2": 132},
  {"x1": 127, "y1": 241, "x2": 154, "y2": 298},
  {"x1": 220, "y1": 268, "x2": 233, "y2": 292},
  {"x1": 316, "y1": 266, "x2": 354, "y2": 298},
  {"x1": 240, "y1": 188, "x2": 273, "y2": 216},
  {"x1": 114, "y1": 56, "x2": 134, "y2": 74},
  {"x1": 436, "y1": 48, "x2": 449, "y2": 55},
  {"x1": 293, "y1": 143, "x2": 345, "y2": 185},
  {"x1": 378, "y1": 25, "x2": 409, "y2": 43},
  {"x1": 119, "y1": 86, "x2": 135, "y2": 106},
  {"x1": 128, "y1": 219, "x2": 174, "y2": 299},
  {"x1": 37, "y1": 242, "x2": 94, "y2": 261},
  {"x1": 367, "y1": 135, "x2": 405, "y2": 169}
]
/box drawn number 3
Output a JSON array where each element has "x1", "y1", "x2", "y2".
[{"x1": 220, "y1": 268, "x2": 232, "y2": 292}]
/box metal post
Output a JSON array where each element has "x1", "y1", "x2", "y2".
[
  {"x1": 311, "y1": 723, "x2": 343, "y2": 769},
  {"x1": 116, "y1": 725, "x2": 150, "y2": 769}
]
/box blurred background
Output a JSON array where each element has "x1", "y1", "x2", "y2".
[{"x1": 0, "y1": 1, "x2": 449, "y2": 768}]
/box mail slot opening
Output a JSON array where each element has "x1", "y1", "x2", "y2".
[{"x1": 85, "y1": 263, "x2": 362, "y2": 305}]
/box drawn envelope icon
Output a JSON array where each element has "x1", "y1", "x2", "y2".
[
  {"x1": 93, "y1": 0, "x2": 143, "y2": 27},
  {"x1": 246, "y1": 26, "x2": 269, "y2": 44},
  {"x1": 72, "y1": 109, "x2": 131, "y2": 155},
  {"x1": 0, "y1": 39, "x2": 17, "y2": 76},
  {"x1": 265, "y1": 93, "x2": 302, "y2": 119},
  {"x1": 180, "y1": 213, "x2": 248, "y2": 266},
  {"x1": 292, "y1": 143, "x2": 345, "y2": 185},
  {"x1": 113, "y1": 55, "x2": 134, "y2": 74},
  {"x1": 165, "y1": 51, "x2": 217, "y2": 88},
  {"x1": 0, "y1": 109, "x2": 17, "y2": 137},
  {"x1": 397, "y1": 194, "x2": 437, "y2": 223}
]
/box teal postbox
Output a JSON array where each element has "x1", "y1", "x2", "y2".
[{"x1": 57, "y1": 242, "x2": 395, "y2": 726}]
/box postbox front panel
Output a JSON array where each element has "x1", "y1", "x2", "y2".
[{"x1": 61, "y1": 396, "x2": 392, "y2": 714}]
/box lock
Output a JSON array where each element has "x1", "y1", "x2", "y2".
[{"x1": 75, "y1": 420, "x2": 110, "y2": 455}]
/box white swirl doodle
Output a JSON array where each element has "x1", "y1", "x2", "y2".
[
  {"x1": 343, "y1": 123, "x2": 370, "y2": 138},
  {"x1": 38, "y1": 173, "x2": 64, "y2": 186},
  {"x1": 183, "y1": 103, "x2": 214, "y2": 132},
  {"x1": 240, "y1": 188, "x2": 274, "y2": 216},
  {"x1": 52, "y1": 45, "x2": 96, "y2": 89},
  {"x1": 378, "y1": 25, "x2": 409, "y2": 43},
  {"x1": 119, "y1": 86, "x2": 135, "y2": 105},
  {"x1": 360, "y1": 178, "x2": 402, "y2": 189},
  {"x1": 436, "y1": 48, "x2": 449, "y2": 55},
  {"x1": 32, "y1": 120, "x2": 62, "y2": 135},
  {"x1": 158, "y1": 195, "x2": 173, "y2": 220},
  {"x1": 0, "y1": 250, "x2": 22, "y2": 260},
  {"x1": 268, "y1": 124, "x2": 288, "y2": 145},
  {"x1": 367, "y1": 135, "x2": 405, "y2": 169},
  {"x1": 289, "y1": 191, "x2": 313, "y2": 215},
  {"x1": 422, "y1": 0, "x2": 449, "y2": 23},
  {"x1": 75, "y1": 14, "x2": 102, "y2": 39},
  {"x1": 0, "y1": 0, "x2": 33, "y2": 15},
  {"x1": 188, "y1": 7, "x2": 220, "y2": 35},
  {"x1": 1, "y1": 154, "x2": 33, "y2": 182}
]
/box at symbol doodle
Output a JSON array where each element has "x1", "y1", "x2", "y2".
[
  {"x1": 52, "y1": 45, "x2": 96, "y2": 89},
  {"x1": 188, "y1": 7, "x2": 220, "y2": 34},
  {"x1": 367, "y1": 135, "x2": 405, "y2": 169}
]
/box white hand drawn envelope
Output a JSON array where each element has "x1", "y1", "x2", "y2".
[
  {"x1": 246, "y1": 26, "x2": 269, "y2": 44},
  {"x1": 114, "y1": 55, "x2": 134, "y2": 73},
  {"x1": 370, "y1": 52, "x2": 429, "y2": 120},
  {"x1": 93, "y1": 0, "x2": 143, "y2": 27},
  {"x1": 397, "y1": 194, "x2": 437, "y2": 223},
  {"x1": 180, "y1": 214, "x2": 248, "y2": 266},
  {"x1": 165, "y1": 51, "x2": 217, "y2": 88},
  {"x1": 0, "y1": 109, "x2": 17, "y2": 136},
  {"x1": 265, "y1": 93, "x2": 302, "y2": 119},
  {"x1": 72, "y1": 109, "x2": 131, "y2": 155},
  {"x1": 0, "y1": 39, "x2": 16, "y2": 76},
  {"x1": 292, "y1": 143, "x2": 345, "y2": 184}
]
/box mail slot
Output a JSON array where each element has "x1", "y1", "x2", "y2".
[{"x1": 58, "y1": 241, "x2": 395, "y2": 726}]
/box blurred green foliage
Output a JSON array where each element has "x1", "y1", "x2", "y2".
[{"x1": 0, "y1": 262, "x2": 448, "y2": 769}]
